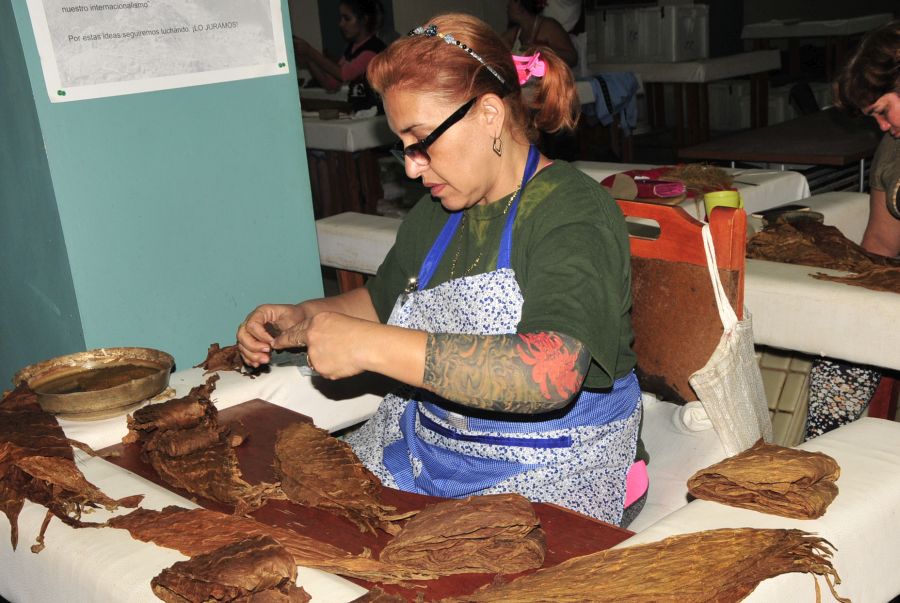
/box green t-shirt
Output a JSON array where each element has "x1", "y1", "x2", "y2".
[
  {"x1": 870, "y1": 133, "x2": 900, "y2": 193},
  {"x1": 366, "y1": 161, "x2": 637, "y2": 389}
]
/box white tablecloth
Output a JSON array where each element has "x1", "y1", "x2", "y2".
[
  {"x1": 2, "y1": 366, "x2": 385, "y2": 603},
  {"x1": 572, "y1": 160, "x2": 811, "y2": 218},
  {"x1": 302, "y1": 114, "x2": 394, "y2": 152},
  {"x1": 742, "y1": 13, "x2": 893, "y2": 39},
  {"x1": 589, "y1": 50, "x2": 780, "y2": 84},
  {"x1": 746, "y1": 260, "x2": 900, "y2": 371},
  {"x1": 616, "y1": 417, "x2": 900, "y2": 603}
]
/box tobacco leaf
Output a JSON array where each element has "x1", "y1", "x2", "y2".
[
  {"x1": 687, "y1": 439, "x2": 840, "y2": 519},
  {"x1": 747, "y1": 219, "x2": 900, "y2": 293},
  {"x1": 150, "y1": 535, "x2": 311, "y2": 603},
  {"x1": 444, "y1": 528, "x2": 849, "y2": 602},
  {"x1": 124, "y1": 377, "x2": 219, "y2": 441},
  {"x1": 147, "y1": 439, "x2": 281, "y2": 515},
  {"x1": 0, "y1": 384, "x2": 143, "y2": 552},
  {"x1": 108, "y1": 506, "x2": 441, "y2": 583},
  {"x1": 195, "y1": 343, "x2": 266, "y2": 378},
  {"x1": 274, "y1": 422, "x2": 412, "y2": 535},
  {"x1": 813, "y1": 264, "x2": 900, "y2": 293},
  {"x1": 379, "y1": 493, "x2": 545, "y2": 576},
  {"x1": 123, "y1": 376, "x2": 280, "y2": 514},
  {"x1": 350, "y1": 587, "x2": 410, "y2": 603}
]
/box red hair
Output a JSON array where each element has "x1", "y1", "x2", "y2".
[{"x1": 367, "y1": 13, "x2": 579, "y2": 140}]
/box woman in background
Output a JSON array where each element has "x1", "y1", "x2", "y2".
[
  {"x1": 836, "y1": 19, "x2": 900, "y2": 258},
  {"x1": 239, "y1": 13, "x2": 647, "y2": 527},
  {"x1": 503, "y1": 0, "x2": 578, "y2": 69},
  {"x1": 293, "y1": 0, "x2": 386, "y2": 111},
  {"x1": 802, "y1": 20, "x2": 900, "y2": 441}
]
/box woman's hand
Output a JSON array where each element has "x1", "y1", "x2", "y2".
[
  {"x1": 272, "y1": 312, "x2": 377, "y2": 380},
  {"x1": 237, "y1": 304, "x2": 305, "y2": 367}
]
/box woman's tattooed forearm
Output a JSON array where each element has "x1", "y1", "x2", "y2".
[{"x1": 422, "y1": 331, "x2": 590, "y2": 413}]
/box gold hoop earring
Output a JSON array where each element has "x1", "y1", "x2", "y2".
[{"x1": 492, "y1": 136, "x2": 502, "y2": 157}]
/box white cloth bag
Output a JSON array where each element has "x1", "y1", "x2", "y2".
[{"x1": 689, "y1": 224, "x2": 773, "y2": 456}]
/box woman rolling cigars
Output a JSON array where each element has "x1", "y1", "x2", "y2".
[{"x1": 239, "y1": 14, "x2": 646, "y2": 526}]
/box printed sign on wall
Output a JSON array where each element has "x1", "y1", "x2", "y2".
[{"x1": 26, "y1": 0, "x2": 289, "y2": 102}]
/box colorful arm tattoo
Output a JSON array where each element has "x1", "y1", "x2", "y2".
[{"x1": 422, "y1": 331, "x2": 591, "y2": 414}]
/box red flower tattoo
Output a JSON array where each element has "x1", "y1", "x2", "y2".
[{"x1": 516, "y1": 333, "x2": 580, "y2": 400}]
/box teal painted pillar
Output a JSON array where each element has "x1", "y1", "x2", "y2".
[{"x1": 1, "y1": 1, "x2": 322, "y2": 387}]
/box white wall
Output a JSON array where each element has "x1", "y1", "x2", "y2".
[
  {"x1": 288, "y1": 0, "x2": 322, "y2": 48},
  {"x1": 392, "y1": 0, "x2": 507, "y2": 35}
]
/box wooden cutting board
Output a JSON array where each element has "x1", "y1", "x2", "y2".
[{"x1": 101, "y1": 399, "x2": 634, "y2": 601}]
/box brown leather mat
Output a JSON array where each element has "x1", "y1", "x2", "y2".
[{"x1": 100, "y1": 399, "x2": 633, "y2": 601}]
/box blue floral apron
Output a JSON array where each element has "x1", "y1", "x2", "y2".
[{"x1": 345, "y1": 146, "x2": 642, "y2": 524}]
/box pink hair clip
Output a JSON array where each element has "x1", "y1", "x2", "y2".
[{"x1": 512, "y1": 53, "x2": 546, "y2": 86}]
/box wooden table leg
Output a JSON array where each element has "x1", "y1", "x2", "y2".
[
  {"x1": 306, "y1": 151, "x2": 323, "y2": 218},
  {"x1": 685, "y1": 84, "x2": 700, "y2": 146},
  {"x1": 673, "y1": 83, "x2": 685, "y2": 148},
  {"x1": 698, "y1": 82, "x2": 709, "y2": 143},
  {"x1": 647, "y1": 83, "x2": 665, "y2": 130},
  {"x1": 334, "y1": 152, "x2": 361, "y2": 214},
  {"x1": 336, "y1": 269, "x2": 366, "y2": 293},
  {"x1": 788, "y1": 38, "x2": 800, "y2": 79},
  {"x1": 750, "y1": 73, "x2": 769, "y2": 129},
  {"x1": 357, "y1": 150, "x2": 384, "y2": 215},
  {"x1": 324, "y1": 151, "x2": 345, "y2": 218}
]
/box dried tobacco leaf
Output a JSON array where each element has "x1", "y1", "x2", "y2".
[
  {"x1": 0, "y1": 384, "x2": 143, "y2": 552},
  {"x1": 747, "y1": 219, "x2": 900, "y2": 294},
  {"x1": 274, "y1": 422, "x2": 411, "y2": 535},
  {"x1": 123, "y1": 377, "x2": 279, "y2": 514},
  {"x1": 813, "y1": 264, "x2": 900, "y2": 293},
  {"x1": 351, "y1": 587, "x2": 409, "y2": 603},
  {"x1": 108, "y1": 506, "x2": 440, "y2": 583},
  {"x1": 195, "y1": 343, "x2": 265, "y2": 378},
  {"x1": 124, "y1": 378, "x2": 219, "y2": 441},
  {"x1": 379, "y1": 493, "x2": 545, "y2": 576},
  {"x1": 687, "y1": 439, "x2": 840, "y2": 519},
  {"x1": 445, "y1": 528, "x2": 849, "y2": 603},
  {"x1": 151, "y1": 535, "x2": 311, "y2": 603}
]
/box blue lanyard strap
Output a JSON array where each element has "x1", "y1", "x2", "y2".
[
  {"x1": 416, "y1": 144, "x2": 541, "y2": 290},
  {"x1": 415, "y1": 211, "x2": 462, "y2": 291},
  {"x1": 499, "y1": 144, "x2": 540, "y2": 269}
]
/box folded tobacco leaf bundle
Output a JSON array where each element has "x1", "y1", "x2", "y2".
[
  {"x1": 124, "y1": 377, "x2": 220, "y2": 440},
  {"x1": 1, "y1": 384, "x2": 143, "y2": 552},
  {"x1": 444, "y1": 528, "x2": 849, "y2": 603},
  {"x1": 122, "y1": 376, "x2": 280, "y2": 515},
  {"x1": 687, "y1": 439, "x2": 840, "y2": 519},
  {"x1": 195, "y1": 343, "x2": 265, "y2": 378},
  {"x1": 107, "y1": 506, "x2": 441, "y2": 583},
  {"x1": 274, "y1": 422, "x2": 413, "y2": 535},
  {"x1": 747, "y1": 219, "x2": 900, "y2": 294},
  {"x1": 379, "y1": 493, "x2": 545, "y2": 576},
  {"x1": 151, "y1": 535, "x2": 311, "y2": 603}
]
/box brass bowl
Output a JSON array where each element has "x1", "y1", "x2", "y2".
[{"x1": 14, "y1": 347, "x2": 174, "y2": 421}]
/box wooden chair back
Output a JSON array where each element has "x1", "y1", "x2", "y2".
[{"x1": 617, "y1": 201, "x2": 746, "y2": 404}]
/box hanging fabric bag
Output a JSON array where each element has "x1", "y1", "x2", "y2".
[{"x1": 689, "y1": 224, "x2": 773, "y2": 456}]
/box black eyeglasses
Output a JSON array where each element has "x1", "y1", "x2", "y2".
[{"x1": 390, "y1": 97, "x2": 478, "y2": 166}]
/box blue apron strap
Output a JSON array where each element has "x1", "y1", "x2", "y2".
[
  {"x1": 417, "y1": 143, "x2": 540, "y2": 287},
  {"x1": 416, "y1": 211, "x2": 463, "y2": 291},
  {"x1": 498, "y1": 144, "x2": 540, "y2": 269}
]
